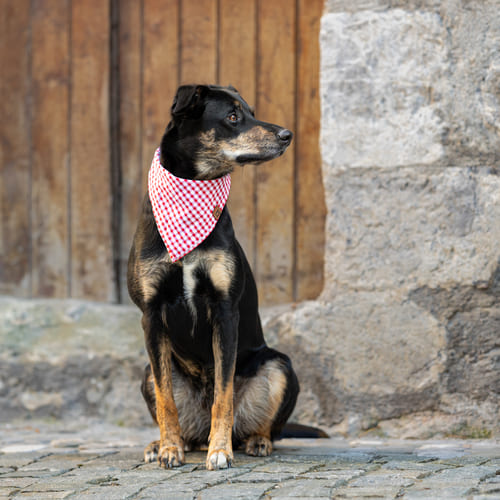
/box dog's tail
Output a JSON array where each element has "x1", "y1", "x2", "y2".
[{"x1": 278, "y1": 422, "x2": 329, "y2": 439}]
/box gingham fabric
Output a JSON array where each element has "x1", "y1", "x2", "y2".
[{"x1": 148, "y1": 148, "x2": 231, "y2": 262}]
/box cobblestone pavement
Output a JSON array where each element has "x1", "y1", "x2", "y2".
[{"x1": 0, "y1": 421, "x2": 498, "y2": 499}]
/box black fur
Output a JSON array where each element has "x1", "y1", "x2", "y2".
[{"x1": 127, "y1": 85, "x2": 315, "y2": 470}]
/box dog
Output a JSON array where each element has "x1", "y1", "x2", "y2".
[{"x1": 127, "y1": 84, "x2": 302, "y2": 471}]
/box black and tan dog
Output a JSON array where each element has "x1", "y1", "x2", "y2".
[{"x1": 127, "y1": 84, "x2": 301, "y2": 470}]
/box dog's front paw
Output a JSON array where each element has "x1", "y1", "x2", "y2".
[
  {"x1": 158, "y1": 443, "x2": 185, "y2": 468},
  {"x1": 206, "y1": 448, "x2": 233, "y2": 470},
  {"x1": 245, "y1": 435, "x2": 272, "y2": 457}
]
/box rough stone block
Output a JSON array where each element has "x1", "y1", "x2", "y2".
[
  {"x1": 322, "y1": 166, "x2": 500, "y2": 296},
  {"x1": 321, "y1": 2, "x2": 500, "y2": 168},
  {"x1": 321, "y1": 8, "x2": 447, "y2": 168},
  {"x1": 264, "y1": 296, "x2": 445, "y2": 428}
]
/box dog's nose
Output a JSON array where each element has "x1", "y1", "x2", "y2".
[{"x1": 277, "y1": 128, "x2": 293, "y2": 144}]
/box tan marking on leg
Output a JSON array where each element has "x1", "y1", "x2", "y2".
[
  {"x1": 265, "y1": 361, "x2": 288, "y2": 427},
  {"x1": 206, "y1": 330, "x2": 235, "y2": 470},
  {"x1": 207, "y1": 381, "x2": 234, "y2": 470},
  {"x1": 151, "y1": 340, "x2": 185, "y2": 468}
]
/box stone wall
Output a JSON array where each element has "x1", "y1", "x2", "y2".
[
  {"x1": 0, "y1": 298, "x2": 149, "y2": 426},
  {"x1": 265, "y1": 0, "x2": 499, "y2": 437}
]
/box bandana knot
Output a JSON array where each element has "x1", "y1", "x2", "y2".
[{"x1": 148, "y1": 148, "x2": 231, "y2": 262}]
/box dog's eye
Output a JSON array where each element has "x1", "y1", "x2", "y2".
[{"x1": 228, "y1": 113, "x2": 238, "y2": 123}]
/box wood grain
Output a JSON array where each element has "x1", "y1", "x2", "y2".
[
  {"x1": 70, "y1": 0, "x2": 113, "y2": 300},
  {"x1": 0, "y1": 0, "x2": 32, "y2": 296},
  {"x1": 180, "y1": 0, "x2": 217, "y2": 84},
  {"x1": 219, "y1": 0, "x2": 257, "y2": 268},
  {"x1": 31, "y1": 0, "x2": 70, "y2": 297},
  {"x1": 142, "y1": 0, "x2": 179, "y2": 191},
  {"x1": 295, "y1": 0, "x2": 326, "y2": 300},
  {"x1": 119, "y1": 0, "x2": 144, "y2": 302},
  {"x1": 256, "y1": 0, "x2": 296, "y2": 304}
]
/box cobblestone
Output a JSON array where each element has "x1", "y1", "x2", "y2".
[{"x1": 0, "y1": 421, "x2": 498, "y2": 499}]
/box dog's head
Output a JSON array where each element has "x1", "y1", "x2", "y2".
[{"x1": 161, "y1": 84, "x2": 293, "y2": 180}]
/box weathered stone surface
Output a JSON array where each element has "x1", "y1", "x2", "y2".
[
  {"x1": 277, "y1": 0, "x2": 500, "y2": 436},
  {"x1": 0, "y1": 297, "x2": 143, "y2": 361},
  {"x1": 0, "y1": 297, "x2": 149, "y2": 425},
  {"x1": 275, "y1": 164, "x2": 500, "y2": 431},
  {"x1": 321, "y1": 1, "x2": 500, "y2": 167},
  {"x1": 322, "y1": 167, "x2": 500, "y2": 296},
  {"x1": 321, "y1": 8, "x2": 447, "y2": 168},
  {"x1": 264, "y1": 297, "x2": 445, "y2": 428}
]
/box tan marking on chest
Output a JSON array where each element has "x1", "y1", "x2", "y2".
[
  {"x1": 207, "y1": 250, "x2": 234, "y2": 294},
  {"x1": 138, "y1": 253, "x2": 174, "y2": 303},
  {"x1": 183, "y1": 249, "x2": 235, "y2": 301}
]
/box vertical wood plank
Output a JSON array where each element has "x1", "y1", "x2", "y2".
[
  {"x1": 110, "y1": 0, "x2": 121, "y2": 301},
  {"x1": 0, "y1": 0, "x2": 32, "y2": 296},
  {"x1": 142, "y1": 0, "x2": 179, "y2": 193},
  {"x1": 219, "y1": 0, "x2": 257, "y2": 268},
  {"x1": 256, "y1": 0, "x2": 296, "y2": 304},
  {"x1": 295, "y1": 0, "x2": 325, "y2": 300},
  {"x1": 31, "y1": 0, "x2": 70, "y2": 297},
  {"x1": 180, "y1": 0, "x2": 217, "y2": 84},
  {"x1": 70, "y1": 0, "x2": 114, "y2": 301},
  {"x1": 119, "y1": 0, "x2": 143, "y2": 303}
]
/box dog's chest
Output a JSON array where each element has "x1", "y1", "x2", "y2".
[{"x1": 182, "y1": 249, "x2": 235, "y2": 305}]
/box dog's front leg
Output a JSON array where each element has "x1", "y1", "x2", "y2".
[
  {"x1": 143, "y1": 313, "x2": 184, "y2": 468},
  {"x1": 207, "y1": 303, "x2": 238, "y2": 470}
]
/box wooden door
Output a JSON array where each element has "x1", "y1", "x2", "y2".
[{"x1": 0, "y1": 0, "x2": 325, "y2": 306}]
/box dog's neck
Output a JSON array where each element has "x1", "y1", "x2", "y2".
[
  {"x1": 148, "y1": 148, "x2": 231, "y2": 262},
  {"x1": 160, "y1": 125, "x2": 202, "y2": 180}
]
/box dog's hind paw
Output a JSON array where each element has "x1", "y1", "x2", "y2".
[
  {"x1": 206, "y1": 449, "x2": 233, "y2": 470},
  {"x1": 245, "y1": 435, "x2": 272, "y2": 457},
  {"x1": 144, "y1": 440, "x2": 159, "y2": 463}
]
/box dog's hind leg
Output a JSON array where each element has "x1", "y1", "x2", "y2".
[
  {"x1": 140, "y1": 364, "x2": 162, "y2": 463},
  {"x1": 143, "y1": 440, "x2": 160, "y2": 463},
  {"x1": 234, "y1": 352, "x2": 299, "y2": 457}
]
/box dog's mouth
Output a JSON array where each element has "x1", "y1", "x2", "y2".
[{"x1": 235, "y1": 147, "x2": 288, "y2": 165}]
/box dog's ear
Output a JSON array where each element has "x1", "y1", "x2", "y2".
[{"x1": 171, "y1": 85, "x2": 209, "y2": 119}]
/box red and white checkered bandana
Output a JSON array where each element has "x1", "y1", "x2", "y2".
[{"x1": 148, "y1": 148, "x2": 231, "y2": 262}]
